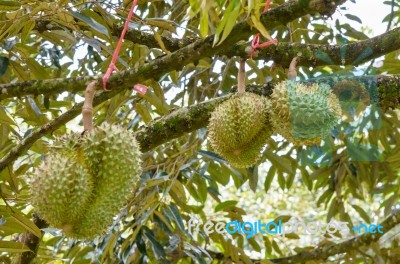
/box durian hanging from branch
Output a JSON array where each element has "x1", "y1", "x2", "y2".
[
  {"x1": 269, "y1": 57, "x2": 342, "y2": 146},
  {"x1": 207, "y1": 56, "x2": 344, "y2": 168},
  {"x1": 207, "y1": 59, "x2": 273, "y2": 168},
  {"x1": 29, "y1": 81, "x2": 142, "y2": 239}
]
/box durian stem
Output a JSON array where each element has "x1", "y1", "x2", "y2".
[
  {"x1": 288, "y1": 56, "x2": 298, "y2": 80},
  {"x1": 238, "y1": 58, "x2": 246, "y2": 93},
  {"x1": 82, "y1": 81, "x2": 98, "y2": 132}
]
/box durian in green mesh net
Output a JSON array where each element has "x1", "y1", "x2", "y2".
[
  {"x1": 269, "y1": 80, "x2": 341, "y2": 146},
  {"x1": 207, "y1": 92, "x2": 273, "y2": 168},
  {"x1": 30, "y1": 124, "x2": 142, "y2": 239}
]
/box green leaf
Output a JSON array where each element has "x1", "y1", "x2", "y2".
[
  {"x1": 168, "y1": 204, "x2": 186, "y2": 233},
  {"x1": 213, "y1": 0, "x2": 240, "y2": 46},
  {"x1": 284, "y1": 233, "x2": 300, "y2": 239},
  {"x1": 300, "y1": 167, "x2": 312, "y2": 191},
  {"x1": 198, "y1": 150, "x2": 227, "y2": 164},
  {"x1": 9, "y1": 210, "x2": 42, "y2": 238},
  {"x1": 0, "y1": 241, "x2": 31, "y2": 253},
  {"x1": 26, "y1": 58, "x2": 48, "y2": 80},
  {"x1": 199, "y1": 10, "x2": 209, "y2": 38},
  {"x1": 144, "y1": 18, "x2": 176, "y2": 32},
  {"x1": 143, "y1": 227, "x2": 167, "y2": 261},
  {"x1": 214, "y1": 200, "x2": 238, "y2": 212},
  {"x1": 277, "y1": 172, "x2": 285, "y2": 190},
  {"x1": 249, "y1": 14, "x2": 273, "y2": 41},
  {"x1": 351, "y1": 204, "x2": 371, "y2": 223},
  {"x1": 0, "y1": 165, "x2": 18, "y2": 192},
  {"x1": 286, "y1": 171, "x2": 295, "y2": 189},
  {"x1": 271, "y1": 239, "x2": 282, "y2": 255},
  {"x1": 153, "y1": 30, "x2": 170, "y2": 54},
  {"x1": 327, "y1": 199, "x2": 338, "y2": 221},
  {"x1": 0, "y1": 56, "x2": 9, "y2": 77},
  {"x1": 216, "y1": 0, "x2": 241, "y2": 45},
  {"x1": 345, "y1": 14, "x2": 362, "y2": 24},
  {"x1": 20, "y1": 19, "x2": 35, "y2": 43},
  {"x1": 264, "y1": 166, "x2": 276, "y2": 192},
  {"x1": 316, "y1": 189, "x2": 334, "y2": 207},
  {"x1": 0, "y1": 1, "x2": 20, "y2": 10},
  {"x1": 10, "y1": 60, "x2": 28, "y2": 80},
  {"x1": 0, "y1": 107, "x2": 15, "y2": 126},
  {"x1": 247, "y1": 166, "x2": 258, "y2": 192},
  {"x1": 69, "y1": 10, "x2": 109, "y2": 35},
  {"x1": 264, "y1": 150, "x2": 293, "y2": 174}
]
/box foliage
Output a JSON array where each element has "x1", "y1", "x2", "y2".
[{"x1": 0, "y1": 0, "x2": 400, "y2": 263}]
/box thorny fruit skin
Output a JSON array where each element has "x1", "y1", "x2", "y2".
[
  {"x1": 270, "y1": 81, "x2": 342, "y2": 146},
  {"x1": 30, "y1": 124, "x2": 142, "y2": 239},
  {"x1": 208, "y1": 92, "x2": 273, "y2": 168}
]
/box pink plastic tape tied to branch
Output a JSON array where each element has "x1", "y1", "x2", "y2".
[
  {"x1": 102, "y1": 0, "x2": 148, "y2": 95},
  {"x1": 249, "y1": 0, "x2": 278, "y2": 59}
]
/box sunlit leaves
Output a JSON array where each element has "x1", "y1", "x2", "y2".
[
  {"x1": 69, "y1": 10, "x2": 109, "y2": 36},
  {"x1": 0, "y1": 241, "x2": 31, "y2": 253},
  {"x1": 213, "y1": 0, "x2": 241, "y2": 46},
  {"x1": 0, "y1": 1, "x2": 20, "y2": 11}
]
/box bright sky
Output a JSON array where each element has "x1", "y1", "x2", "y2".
[{"x1": 333, "y1": 0, "x2": 392, "y2": 36}]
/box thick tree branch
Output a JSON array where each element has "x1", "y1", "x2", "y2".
[
  {"x1": 4, "y1": 26, "x2": 398, "y2": 100},
  {"x1": 1, "y1": 74, "x2": 400, "y2": 174},
  {"x1": 234, "y1": 27, "x2": 400, "y2": 67},
  {"x1": 117, "y1": 21, "x2": 400, "y2": 69},
  {"x1": 136, "y1": 74, "x2": 400, "y2": 151},
  {"x1": 0, "y1": 0, "x2": 346, "y2": 100}
]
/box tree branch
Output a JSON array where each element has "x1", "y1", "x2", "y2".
[
  {"x1": 1, "y1": 74, "x2": 400, "y2": 174},
  {"x1": 233, "y1": 27, "x2": 400, "y2": 67},
  {"x1": 0, "y1": 0, "x2": 347, "y2": 100},
  {"x1": 136, "y1": 74, "x2": 400, "y2": 151},
  {"x1": 117, "y1": 20, "x2": 400, "y2": 69},
  {"x1": 4, "y1": 25, "x2": 398, "y2": 100}
]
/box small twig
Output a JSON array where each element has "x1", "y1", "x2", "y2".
[
  {"x1": 82, "y1": 81, "x2": 98, "y2": 132},
  {"x1": 237, "y1": 58, "x2": 246, "y2": 93},
  {"x1": 288, "y1": 56, "x2": 298, "y2": 80}
]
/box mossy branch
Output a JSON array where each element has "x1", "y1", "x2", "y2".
[
  {"x1": 3, "y1": 26, "x2": 398, "y2": 100},
  {"x1": 0, "y1": 0, "x2": 347, "y2": 100},
  {"x1": 1, "y1": 74, "x2": 400, "y2": 174}
]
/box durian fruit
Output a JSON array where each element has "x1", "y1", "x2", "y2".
[
  {"x1": 30, "y1": 146, "x2": 93, "y2": 229},
  {"x1": 29, "y1": 124, "x2": 142, "y2": 239},
  {"x1": 207, "y1": 92, "x2": 273, "y2": 168},
  {"x1": 269, "y1": 81, "x2": 341, "y2": 146}
]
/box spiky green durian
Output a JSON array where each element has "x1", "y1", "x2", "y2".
[
  {"x1": 68, "y1": 125, "x2": 142, "y2": 238},
  {"x1": 30, "y1": 150, "x2": 93, "y2": 228},
  {"x1": 207, "y1": 92, "x2": 273, "y2": 168},
  {"x1": 30, "y1": 124, "x2": 142, "y2": 239},
  {"x1": 270, "y1": 81, "x2": 341, "y2": 146}
]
